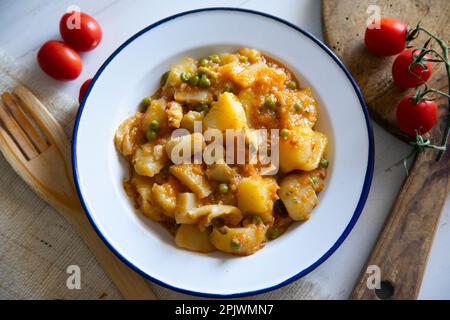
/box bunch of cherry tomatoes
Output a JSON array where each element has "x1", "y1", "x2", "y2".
[
  {"x1": 37, "y1": 11, "x2": 99, "y2": 102},
  {"x1": 365, "y1": 18, "x2": 443, "y2": 137}
]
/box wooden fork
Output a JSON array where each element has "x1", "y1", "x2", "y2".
[{"x1": 0, "y1": 85, "x2": 157, "y2": 300}]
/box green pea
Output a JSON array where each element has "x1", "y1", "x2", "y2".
[
  {"x1": 287, "y1": 80, "x2": 297, "y2": 90},
  {"x1": 239, "y1": 55, "x2": 249, "y2": 63},
  {"x1": 310, "y1": 175, "x2": 319, "y2": 184},
  {"x1": 267, "y1": 227, "x2": 280, "y2": 240},
  {"x1": 320, "y1": 159, "x2": 329, "y2": 168},
  {"x1": 294, "y1": 101, "x2": 302, "y2": 112},
  {"x1": 265, "y1": 94, "x2": 277, "y2": 108},
  {"x1": 230, "y1": 239, "x2": 241, "y2": 250},
  {"x1": 198, "y1": 75, "x2": 211, "y2": 88},
  {"x1": 140, "y1": 97, "x2": 151, "y2": 109},
  {"x1": 209, "y1": 54, "x2": 220, "y2": 63},
  {"x1": 180, "y1": 72, "x2": 190, "y2": 82},
  {"x1": 161, "y1": 71, "x2": 170, "y2": 84},
  {"x1": 280, "y1": 128, "x2": 290, "y2": 139},
  {"x1": 199, "y1": 58, "x2": 209, "y2": 67},
  {"x1": 219, "y1": 183, "x2": 229, "y2": 194},
  {"x1": 149, "y1": 120, "x2": 159, "y2": 130},
  {"x1": 189, "y1": 75, "x2": 199, "y2": 86},
  {"x1": 146, "y1": 130, "x2": 157, "y2": 141}
]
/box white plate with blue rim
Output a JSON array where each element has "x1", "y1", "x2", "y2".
[{"x1": 73, "y1": 8, "x2": 374, "y2": 297}]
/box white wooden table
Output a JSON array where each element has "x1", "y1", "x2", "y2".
[{"x1": 0, "y1": 0, "x2": 448, "y2": 299}]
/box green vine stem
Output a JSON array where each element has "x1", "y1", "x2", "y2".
[
  {"x1": 407, "y1": 24, "x2": 450, "y2": 161},
  {"x1": 403, "y1": 134, "x2": 447, "y2": 174}
]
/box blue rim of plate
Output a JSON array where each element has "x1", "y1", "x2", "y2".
[{"x1": 72, "y1": 7, "x2": 374, "y2": 298}]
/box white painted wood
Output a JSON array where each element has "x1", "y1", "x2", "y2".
[{"x1": 0, "y1": 0, "x2": 447, "y2": 299}]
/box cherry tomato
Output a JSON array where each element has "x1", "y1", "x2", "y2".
[
  {"x1": 37, "y1": 40, "x2": 82, "y2": 80},
  {"x1": 396, "y1": 95, "x2": 437, "y2": 136},
  {"x1": 60, "y1": 11, "x2": 102, "y2": 52},
  {"x1": 392, "y1": 49, "x2": 432, "y2": 88},
  {"x1": 79, "y1": 78, "x2": 92, "y2": 104},
  {"x1": 365, "y1": 18, "x2": 407, "y2": 56}
]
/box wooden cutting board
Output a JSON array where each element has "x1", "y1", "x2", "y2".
[{"x1": 322, "y1": 0, "x2": 450, "y2": 299}]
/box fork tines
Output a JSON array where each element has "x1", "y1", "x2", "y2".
[{"x1": 0, "y1": 91, "x2": 49, "y2": 160}]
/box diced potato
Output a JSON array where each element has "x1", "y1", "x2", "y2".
[
  {"x1": 133, "y1": 142, "x2": 168, "y2": 177},
  {"x1": 203, "y1": 92, "x2": 248, "y2": 131},
  {"x1": 237, "y1": 48, "x2": 262, "y2": 63},
  {"x1": 175, "y1": 224, "x2": 216, "y2": 253},
  {"x1": 180, "y1": 110, "x2": 204, "y2": 132},
  {"x1": 219, "y1": 53, "x2": 239, "y2": 65},
  {"x1": 169, "y1": 164, "x2": 212, "y2": 198},
  {"x1": 175, "y1": 193, "x2": 199, "y2": 224},
  {"x1": 131, "y1": 174, "x2": 165, "y2": 222},
  {"x1": 192, "y1": 205, "x2": 243, "y2": 230},
  {"x1": 165, "y1": 58, "x2": 197, "y2": 87},
  {"x1": 174, "y1": 89, "x2": 211, "y2": 104},
  {"x1": 237, "y1": 176, "x2": 279, "y2": 223},
  {"x1": 165, "y1": 133, "x2": 205, "y2": 163},
  {"x1": 279, "y1": 125, "x2": 327, "y2": 173},
  {"x1": 306, "y1": 131, "x2": 328, "y2": 170},
  {"x1": 176, "y1": 204, "x2": 242, "y2": 227},
  {"x1": 279, "y1": 88, "x2": 318, "y2": 128},
  {"x1": 166, "y1": 101, "x2": 183, "y2": 128},
  {"x1": 209, "y1": 224, "x2": 267, "y2": 255},
  {"x1": 151, "y1": 183, "x2": 177, "y2": 217},
  {"x1": 279, "y1": 172, "x2": 319, "y2": 221},
  {"x1": 114, "y1": 113, "x2": 143, "y2": 157},
  {"x1": 279, "y1": 125, "x2": 313, "y2": 173},
  {"x1": 218, "y1": 61, "x2": 244, "y2": 80},
  {"x1": 231, "y1": 61, "x2": 265, "y2": 88},
  {"x1": 142, "y1": 98, "x2": 167, "y2": 131},
  {"x1": 255, "y1": 66, "x2": 287, "y2": 92},
  {"x1": 310, "y1": 168, "x2": 327, "y2": 193},
  {"x1": 205, "y1": 160, "x2": 237, "y2": 182},
  {"x1": 237, "y1": 88, "x2": 255, "y2": 126}
]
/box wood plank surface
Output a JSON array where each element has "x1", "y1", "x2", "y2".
[{"x1": 322, "y1": 0, "x2": 450, "y2": 299}]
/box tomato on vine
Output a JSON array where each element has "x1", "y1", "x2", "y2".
[
  {"x1": 365, "y1": 18, "x2": 407, "y2": 56},
  {"x1": 396, "y1": 94, "x2": 438, "y2": 136},
  {"x1": 392, "y1": 49, "x2": 433, "y2": 88}
]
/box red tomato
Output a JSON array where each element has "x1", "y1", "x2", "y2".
[
  {"x1": 37, "y1": 40, "x2": 82, "y2": 80},
  {"x1": 79, "y1": 78, "x2": 92, "y2": 104},
  {"x1": 396, "y1": 95, "x2": 437, "y2": 136},
  {"x1": 392, "y1": 49, "x2": 432, "y2": 88},
  {"x1": 365, "y1": 18, "x2": 407, "y2": 56},
  {"x1": 60, "y1": 11, "x2": 102, "y2": 52}
]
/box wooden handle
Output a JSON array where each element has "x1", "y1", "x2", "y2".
[
  {"x1": 64, "y1": 206, "x2": 158, "y2": 300},
  {"x1": 351, "y1": 147, "x2": 450, "y2": 299}
]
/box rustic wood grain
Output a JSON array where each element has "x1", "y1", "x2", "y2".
[
  {"x1": 322, "y1": 0, "x2": 450, "y2": 299},
  {"x1": 322, "y1": 0, "x2": 449, "y2": 141},
  {"x1": 351, "y1": 109, "x2": 450, "y2": 299}
]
